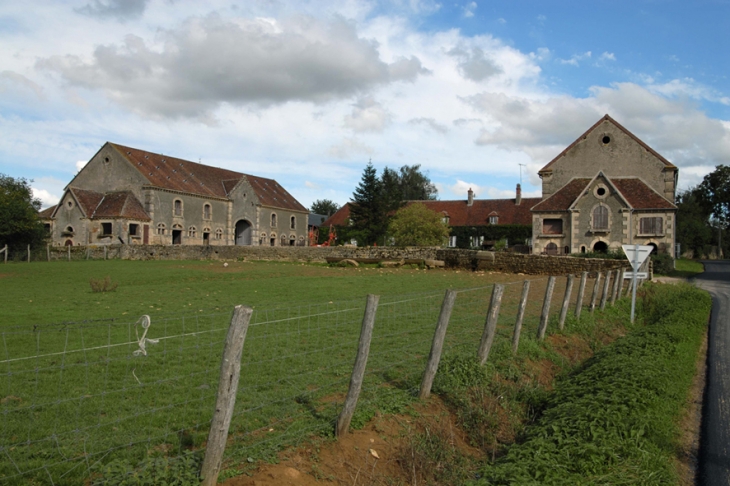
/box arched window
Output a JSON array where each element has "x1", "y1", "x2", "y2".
[
  {"x1": 271, "y1": 213, "x2": 277, "y2": 227},
  {"x1": 290, "y1": 216, "x2": 296, "y2": 229},
  {"x1": 188, "y1": 226, "x2": 197, "y2": 237},
  {"x1": 156, "y1": 223, "x2": 166, "y2": 235},
  {"x1": 174, "y1": 199, "x2": 183, "y2": 217},
  {"x1": 259, "y1": 232, "x2": 266, "y2": 245},
  {"x1": 592, "y1": 205, "x2": 608, "y2": 230},
  {"x1": 215, "y1": 228, "x2": 223, "y2": 240},
  {"x1": 545, "y1": 242, "x2": 558, "y2": 255},
  {"x1": 281, "y1": 234, "x2": 287, "y2": 245},
  {"x1": 203, "y1": 203, "x2": 211, "y2": 220}
]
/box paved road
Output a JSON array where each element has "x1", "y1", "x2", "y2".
[{"x1": 697, "y1": 261, "x2": 730, "y2": 486}]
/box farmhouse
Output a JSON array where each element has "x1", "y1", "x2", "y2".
[
  {"x1": 531, "y1": 115, "x2": 678, "y2": 255},
  {"x1": 322, "y1": 185, "x2": 540, "y2": 248},
  {"x1": 43, "y1": 143, "x2": 309, "y2": 247}
]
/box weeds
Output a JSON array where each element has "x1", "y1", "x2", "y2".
[{"x1": 89, "y1": 275, "x2": 118, "y2": 293}]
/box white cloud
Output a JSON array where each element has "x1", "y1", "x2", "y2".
[
  {"x1": 463, "y1": 1, "x2": 477, "y2": 18},
  {"x1": 448, "y1": 179, "x2": 480, "y2": 198},
  {"x1": 343, "y1": 97, "x2": 392, "y2": 133},
  {"x1": 328, "y1": 137, "x2": 374, "y2": 159},
  {"x1": 599, "y1": 52, "x2": 616, "y2": 62},
  {"x1": 0, "y1": 71, "x2": 44, "y2": 99},
  {"x1": 558, "y1": 51, "x2": 591, "y2": 66},
  {"x1": 76, "y1": 160, "x2": 87, "y2": 171},
  {"x1": 409, "y1": 117, "x2": 448, "y2": 134},
  {"x1": 448, "y1": 45, "x2": 502, "y2": 81},
  {"x1": 31, "y1": 187, "x2": 60, "y2": 209},
  {"x1": 646, "y1": 78, "x2": 730, "y2": 106}
]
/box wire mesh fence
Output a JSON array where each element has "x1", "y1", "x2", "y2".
[
  {"x1": 1, "y1": 244, "x2": 124, "y2": 263},
  {"x1": 0, "y1": 272, "x2": 623, "y2": 484}
]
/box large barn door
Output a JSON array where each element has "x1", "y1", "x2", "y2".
[{"x1": 235, "y1": 220, "x2": 252, "y2": 246}]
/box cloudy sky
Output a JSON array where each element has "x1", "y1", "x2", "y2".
[{"x1": 1, "y1": 0, "x2": 729, "y2": 209}]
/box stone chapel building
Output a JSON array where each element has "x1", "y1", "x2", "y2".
[
  {"x1": 530, "y1": 115, "x2": 678, "y2": 255},
  {"x1": 44, "y1": 142, "x2": 309, "y2": 247}
]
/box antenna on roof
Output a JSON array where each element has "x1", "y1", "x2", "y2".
[{"x1": 518, "y1": 164, "x2": 526, "y2": 185}]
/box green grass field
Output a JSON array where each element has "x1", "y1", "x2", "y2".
[{"x1": 2, "y1": 260, "x2": 566, "y2": 484}]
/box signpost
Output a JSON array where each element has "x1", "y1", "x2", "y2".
[{"x1": 622, "y1": 244, "x2": 653, "y2": 323}]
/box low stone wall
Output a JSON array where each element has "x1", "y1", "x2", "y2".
[
  {"x1": 48, "y1": 244, "x2": 634, "y2": 277},
  {"x1": 436, "y1": 249, "x2": 632, "y2": 276}
]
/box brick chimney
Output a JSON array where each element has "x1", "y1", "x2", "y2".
[
  {"x1": 467, "y1": 188, "x2": 474, "y2": 207},
  {"x1": 516, "y1": 183, "x2": 522, "y2": 205}
]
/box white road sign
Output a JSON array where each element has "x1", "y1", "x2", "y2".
[
  {"x1": 624, "y1": 271, "x2": 648, "y2": 279},
  {"x1": 622, "y1": 244, "x2": 653, "y2": 271}
]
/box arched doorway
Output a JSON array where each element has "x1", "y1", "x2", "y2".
[
  {"x1": 235, "y1": 220, "x2": 252, "y2": 246},
  {"x1": 648, "y1": 243, "x2": 658, "y2": 254},
  {"x1": 593, "y1": 241, "x2": 608, "y2": 253}
]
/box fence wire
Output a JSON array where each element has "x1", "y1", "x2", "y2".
[{"x1": 0, "y1": 273, "x2": 619, "y2": 485}]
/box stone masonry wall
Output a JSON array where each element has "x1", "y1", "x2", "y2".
[{"x1": 46, "y1": 244, "x2": 634, "y2": 277}]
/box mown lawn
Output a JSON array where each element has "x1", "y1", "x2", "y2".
[{"x1": 0, "y1": 259, "x2": 528, "y2": 326}]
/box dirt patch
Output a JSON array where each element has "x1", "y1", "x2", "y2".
[
  {"x1": 222, "y1": 397, "x2": 481, "y2": 486},
  {"x1": 674, "y1": 328, "x2": 708, "y2": 485},
  {"x1": 546, "y1": 333, "x2": 594, "y2": 365}
]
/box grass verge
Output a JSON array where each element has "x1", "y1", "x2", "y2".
[{"x1": 468, "y1": 282, "x2": 711, "y2": 485}]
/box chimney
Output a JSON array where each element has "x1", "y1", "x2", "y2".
[
  {"x1": 516, "y1": 183, "x2": 522, "y2": 205},
  {"x1": 467, "y1": 188, "x2": 474, "y2": 207}
]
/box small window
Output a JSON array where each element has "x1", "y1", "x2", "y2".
[
  {"x1": 489, "y1": 216, "x2": 498, "y2": 225},
  {"x1": 101, "y1": 222, "x2": 112, "y2": 236},
  {"x1": 640, "y1": 217, "x2": 663, "y2": 235},
  {"x1": 64, "y1": 225, "x2": 74, "y2": 235},
  {"x1": 259, "y1": 232, "x2": 266, "y2": 245},
  {"x1": 44, "y1": 223, "x2": 51, "y2": 234},
  {"x1": 129, "y1": 224, "x2": 139, "y2": 236},
  {"x1": 188, "y1": 226, "x2": 197, "y2": 237},
  {"x1": 593, "y1": 206, "x2": 609, "y2": 230},
  {"x1": 448, "y1": 236, "x2": 457, "y2": 248},
  {"x1": 66, "y1": 200, "x2": 73, "y2": 209},
  {"x1": 290, "y1": 216, "x2": 296, "y2": 230},
  {"x1": 203, "y1": 204, "x2": 211, "y2": 220},
  {"x1": 174, "y1": 199, "x2": 183, "y2": 217},
  {"x1": 215, "y1": 228, "x2": 223, "y2": 240},
  {"x1": 271, "y1": 213, "x2": 277, "y2": 227},
  {"x1": 281, "y1": 234, "x2": 287, "y2": 245},
  {"x1": 157, "y1": 223, "x2": 166, "y2": 235},
  {"x1": 542, "y1": 218, "x2": 563, "y2": 235}
]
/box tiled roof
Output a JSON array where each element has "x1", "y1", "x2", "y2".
[
  {"x1": 321, "y1": 198, "x2": 539, "y2": 227},
  {"x1": 110, "y1": 143, "x2": 307, "y2": 212},
  {"x1": 538, "y1": 114, "x2": 677, "y2": 174},
  {"x1": 531, "y1": 177, "x2": 675, "y2": 211},
  {"x1": 38, "y1": 205, "x2": 56, "y2": 219},
  {"x1": 611, "y1": 178, "x2": 676, "y2": 210},
  {"x1": 70, "y1": 188, "x2": 105, "y2": 218},
  {"x1": 91, "y1": 191, "x2": 151, "y2": 221},
  {"x1": 531, "y1": 179, "x2": 591, "y2": 212},
  {"x1": 244, "y1": 174, "x2": 308, "y2": 213}
]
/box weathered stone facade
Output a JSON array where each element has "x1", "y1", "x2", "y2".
[
  {"x1": 43, "y1": 143, "x2": 309, "y2": 248},
  {"x1": 531, "y1": 115, "x2": 678, "y2": 256}
]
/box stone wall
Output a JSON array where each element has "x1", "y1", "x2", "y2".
[
  {"x1": 436, "y1": 249, "x2": 632, "y2": 277},
  {"x1": 45, "y1": 244, "x2": 636, "y2": 277}
]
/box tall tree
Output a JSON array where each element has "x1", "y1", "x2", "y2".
[
  {"x1": 310, "y1": 199, "x2": 340, "y2": 216},
  {"x1": 349, "y1": 162, "x2": 386, "y2": 245},
  {"x1": 698, "y1": 165, "x2": 730, "y2": 228},
  {"x1": 0, "y1": 174, "x2": 47, "y2": 251},
  {"x1": 675, "y1": 187, "x2": 712, "y2": 257},
  {"x1": 397, "y1": 164, "x2": 438, "y2": 201}
]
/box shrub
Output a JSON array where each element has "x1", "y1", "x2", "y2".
[
  {"x1": 90, "y1": 276, "x2": 118, "y2": 293},
  {"x1": 651, "y1": 253, "x2": 674, "y2": 275}
]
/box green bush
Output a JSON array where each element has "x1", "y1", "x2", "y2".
[{"x1": 651, "y1": 253, "x2": 674, "y2": 276}]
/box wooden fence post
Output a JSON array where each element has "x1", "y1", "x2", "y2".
[
  {"x1": 611, "y1": 268, "x2": 622, "y2": 305},
  {"x1": 590, "y1": 272, "x2": 602, "y2": 313},
  {"x1": 619, "y1": 269, "x2": 627, "y2": 298},
  {"x1": 200, "y1": 305, "x2": 254, "y2": 486},
  {"x1": 86, "y1": 247, "x2": 90, "y2": 260},
  {"x1": 27, "y1": 244, "x2": 30, "y2": 263},
  {"x1": 512, "y1": 281, "x2": 530, "y2": 354},
  {"x1": 104, "y1": 245, "x2": 108, "y2": 260},
  {"x1": 537, "y1": 276, "x2": 556, "y2": 340},
  {"x1": 46, "y1": 244, "x2": 50, "y2": 262},
  {"x1": 67, "y1": 245, "x2": 71, "y2": 262},
  {"x1": 3, "y1": 244, "x2": 6, "y2": 264},
  {"x1": 575, "y1": 272, "x2": 587, "y2": 319},
  {"x1": 600, "y1": 270, "x2": 612, "y2": 311},
  {"x1": 478, "y1": 284, "x2": 504, "y2": 365},
  {"x1": 419, "y1": 289, "x2": 457, "y2": 399},
  {"x1": 336, "y1": 294, "x2": 379, "y2": 437},
  {"x1": 558, "y1": 274, "x2": 574, "y2": 330}
]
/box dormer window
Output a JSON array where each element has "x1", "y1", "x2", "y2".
[{"x1": 489, "y1": 216, "x2": 498, "y2": 225}]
